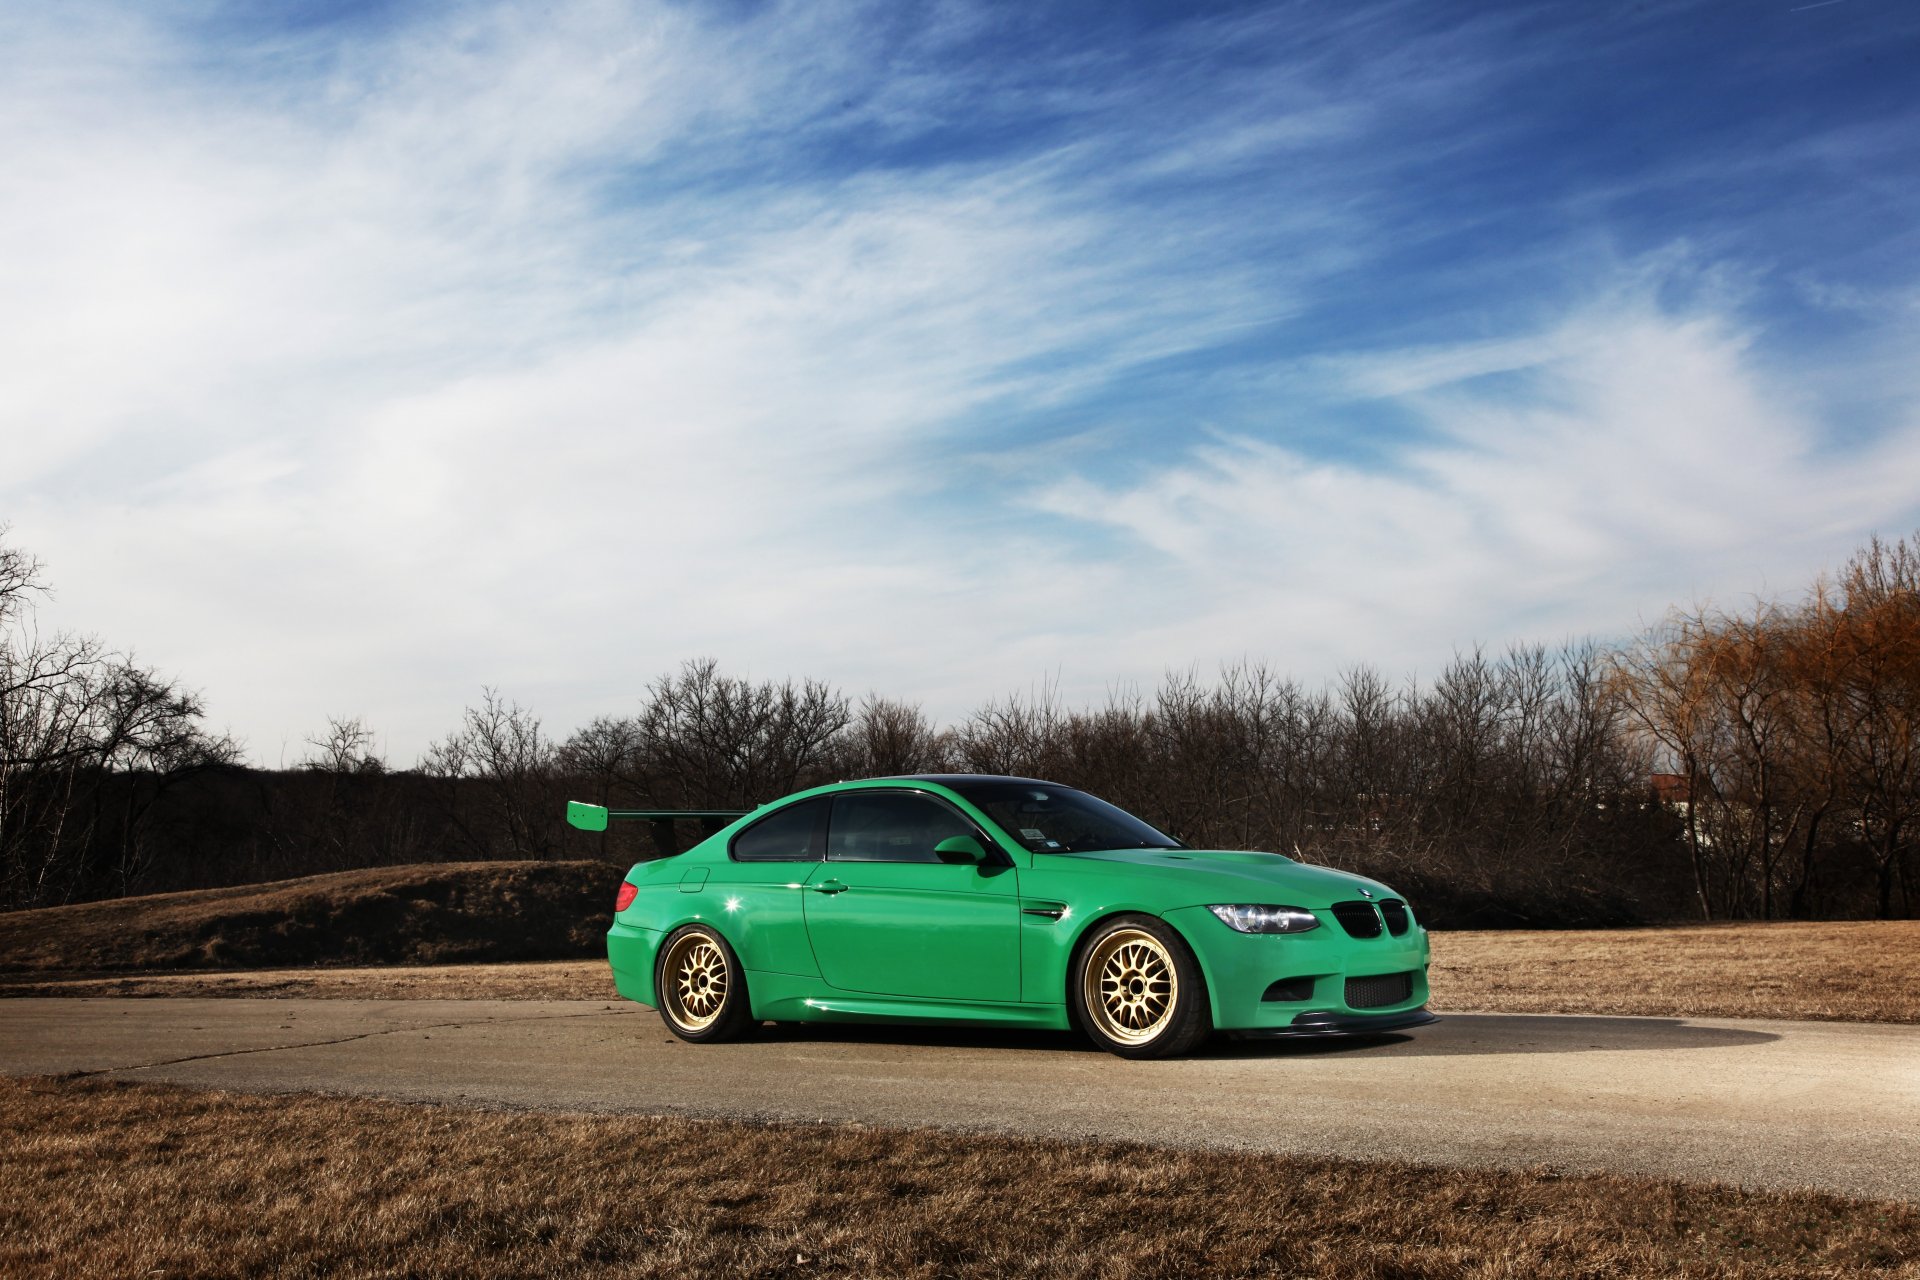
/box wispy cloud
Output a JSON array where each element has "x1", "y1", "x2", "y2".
[{"x1": 1029, "y1": 288, "x2": 1920, "y2": 679}]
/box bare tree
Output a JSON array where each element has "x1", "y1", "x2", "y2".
[
  {"x1": 1613, "y1": 614, "x2": 1723, "y2": 918},
  {"x1": 0, "y1": 526, "x2": 48, "y2": 628},
  {"x1": 954, "y1": 678, "x2": 1064, "y2": 778},
  {"x1": 634, "y1": 659, "x2": 851, "y2": 808},
  {"x1": 839, "y1": 695, "x2": 951, "y2": 778},
  {"x1": 1, "y1": 527, "x2": 232, "y2": 905},
  {"x1": 560, "y1": 715, "x2": 642, "y2": 804},
  {"x1": 1833, "y1": 535, "x2": 1920, "y2": 917},
  {"x1": 90, "y1": 663, "x2": 238, "y2": 894},
  {"x1": 304, "y1": 716, "x2": 385, "y2": 775},
  {"x1": 1609, "y1": 537, "x2": 1920, "y2": 920},
  {"x1": 421, "y1": 689, "x2": 559, "y2": 857}
]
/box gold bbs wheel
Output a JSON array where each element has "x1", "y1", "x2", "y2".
[
  {"x1": 1082, "y1": 927, "x2": 1178, "y2": 1046},
  {"x1": 660, "y1": 928, "x2": 732, "y2": 1034},
  {"x1": 1072, "y1": 917, "x2": 1211, "y2": 1058}
]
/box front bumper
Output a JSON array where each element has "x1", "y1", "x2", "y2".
[{"x1": 1163, "y1": 903, "x2": 1433, "y2": 1033}]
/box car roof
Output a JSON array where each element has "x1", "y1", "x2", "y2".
[{"x1": 891, "y1": 773, "x2": 1060, "y2": 787}]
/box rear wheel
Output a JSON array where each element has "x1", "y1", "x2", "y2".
[
  {"x1": 655, "y1": 925, "x2": 755, "y2": 1043},
  {"x1": 1071, "y1": 915, "x2": 1211, "y2": 1059}
]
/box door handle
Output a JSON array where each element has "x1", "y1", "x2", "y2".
[{"x1": 812, "y1": 878, "x2": 848, "y2": 895}]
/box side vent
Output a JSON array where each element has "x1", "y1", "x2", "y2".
[{"x1": 1261, "y1": 977, "x2": 1317, "y2": 1003}]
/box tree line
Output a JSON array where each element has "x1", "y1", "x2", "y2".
[{"x1": 3, "y1": 525, "x2": 1915, "y2": 924}]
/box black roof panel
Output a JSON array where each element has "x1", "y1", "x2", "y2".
[{"x1": 896, "y1": 773, "x2": 1061, "y2": 787}]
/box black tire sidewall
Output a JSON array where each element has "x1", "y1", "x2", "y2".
[
  {"x1": 654, "y1": 924, "x2": 753, "y2": 1043},
  {"x1": 1070, "y1": 914, "x2": 1211, "y2": 1059}
]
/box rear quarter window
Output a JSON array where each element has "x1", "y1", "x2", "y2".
[{"x1": 729, "y1": 798, "x2": 827, "y2": 862}]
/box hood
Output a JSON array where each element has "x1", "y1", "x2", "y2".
[{"x1": 1049, "y1": 847, "x2": 1398, "y2": 906}]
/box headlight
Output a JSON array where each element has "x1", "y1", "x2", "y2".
[{"x1": 1208, "y1": 904, "x2": 1320, "y2": 934}]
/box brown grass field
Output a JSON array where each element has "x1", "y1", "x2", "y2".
[
  {"x1": 3, "y1": 1075, "x2": 1915, "y2": 1280},
  {"x1": 1435, "y1": 919, "x2": 1920, "y2": 1023},
  {"x1": 6, "y1": 920, "x2": 1917, "y2": 1023}
]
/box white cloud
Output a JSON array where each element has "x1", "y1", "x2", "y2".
[{"x1": 1026, "y1": 295, "x2": 1920, "y2": 685}]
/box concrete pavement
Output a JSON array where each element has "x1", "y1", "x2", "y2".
[{"x1": 4, "y1": 997, "x2": 1917, "y2": 1201}]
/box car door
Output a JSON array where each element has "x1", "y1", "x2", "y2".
[{"x1": 802, "y1": 789, "x2": 1022, "y2": 1002}]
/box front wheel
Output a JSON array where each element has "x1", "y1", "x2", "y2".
[
  {"x1": 655, "y1": 925, "x2": 756, "y2": 1043},
  {"x1": 1070, "y1": 916, "x2": 1212, "y2": 1058}
]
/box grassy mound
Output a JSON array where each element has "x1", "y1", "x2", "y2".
[{"x1": 0, "y1": 861, "x2": 625, "y2": 972}]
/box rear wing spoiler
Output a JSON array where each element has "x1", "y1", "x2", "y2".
[{"x1": 566, "y1": 801, "x2": 751, "y2": 857}]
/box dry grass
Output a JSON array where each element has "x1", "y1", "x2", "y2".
[
  {"x1": 1432, "y1": 919, "x2": 1920, "y2": 1023},
  {"x1": 2, "y1": 1076, "x2": 1915, "y2": 1280},
  {"x1": 0, "y1": 861, "x2": 622, "y2": 972}
]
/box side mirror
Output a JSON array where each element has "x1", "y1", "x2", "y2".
[{"x1": 934, "y1": 835, "x2": 988, "y2": 864}]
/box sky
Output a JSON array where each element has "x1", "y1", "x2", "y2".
[{"x1": 3, "y1": 0, "x2": 1919, "y2": 765}]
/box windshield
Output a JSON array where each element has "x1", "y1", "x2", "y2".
[{"x1": 942, "y1": 780, "x2": 1183, "y2": 854}]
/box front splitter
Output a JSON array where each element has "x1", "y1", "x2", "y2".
[{"x1": 1234, "y1": 1007, "x2": 1441, "y2": 1038}]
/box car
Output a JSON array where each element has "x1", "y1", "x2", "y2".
[{"x1": 568, "y1": 774, "x2": 1435, "y2": 1058}]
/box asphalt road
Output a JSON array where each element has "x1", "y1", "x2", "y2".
[{"x1": 5, "y1": 997, "x2": 1918, "y2": 1202}]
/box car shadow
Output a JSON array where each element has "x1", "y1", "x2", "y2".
[
  {"x1": 750, "y1": 1012, "x2": 1781, "y2": 1058},
  {"x1": 1209, "y1": 1012, "x2": 1782, "y2": 1059}
]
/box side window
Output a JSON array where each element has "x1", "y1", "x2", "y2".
[
  {"x1": 828, "y1": 792, "x2": 978, "y2": 864},
  {"x1": 730, "y1": 798, "x2": 826, "y2": 862}
]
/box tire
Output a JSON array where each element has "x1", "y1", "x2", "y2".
[
  {"x1": 654, "y1": 924, "x2": 756, "y2": 1043},
  {"x1": 1070, "y1": 914, "x2": 1212, "y2": 1059}
]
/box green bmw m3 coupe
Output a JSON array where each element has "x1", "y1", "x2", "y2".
[{"x1": 569, "y1": 775, "x2": 1435, "y2": 1058}]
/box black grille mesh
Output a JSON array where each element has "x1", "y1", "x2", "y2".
[
  {"x1": 1330, "y1": 901, "x2": 1383, "y2": 938},
  {"x1": 1378, "y1": 899, "x2": 1410, "y2": 936},
  {"x1": 1345, "y1": 972, "x2": 1413, "y2": 1009}
]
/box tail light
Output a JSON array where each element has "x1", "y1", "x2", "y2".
[{"x1": 614, "y1": 882, "x2": 639, "y2": 912}]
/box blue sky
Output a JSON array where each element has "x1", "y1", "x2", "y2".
[{"x1": 4, "y1": 0, "x2": 1918, "y2": 762}]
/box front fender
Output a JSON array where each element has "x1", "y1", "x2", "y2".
[{"x1": 1021, "y1": 900, "x2": 1206, "y2": 1012}]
